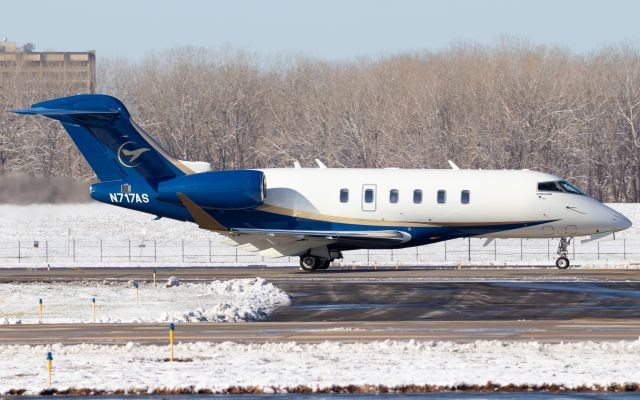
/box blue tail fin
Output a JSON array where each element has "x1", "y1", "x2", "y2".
[{"x1": 12, "y1": 94, "x2": 193, "y2": 183}]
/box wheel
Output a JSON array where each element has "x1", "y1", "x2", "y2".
[
  {"x1": 317, "y1": 259, "x2": 331, "y2": 270},
  {"x1": 299, "y1": 256, "x2": 320, "y2": 271},
  {"x1": 556, "y1": 256, "x2": 570, "y2": 269}
]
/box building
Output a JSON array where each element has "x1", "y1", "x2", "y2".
[{"x1": 0, "y1": 39, "x2": 96, "y2": 93}]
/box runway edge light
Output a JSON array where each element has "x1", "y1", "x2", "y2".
[{"x1": 39, "y1": 298, "x2": 43, "y2": 321}]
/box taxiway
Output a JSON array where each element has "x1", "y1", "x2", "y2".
[{"x1": 1, "y1": 319, "x2": 639, "y2": 345}]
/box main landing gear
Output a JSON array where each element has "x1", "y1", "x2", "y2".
[
  {"x1": 556, "y1": 237, "x2": 571, "y2": 269},
  {"x1": 299, "y1": 256, "x2": 331, "y2": 271}
]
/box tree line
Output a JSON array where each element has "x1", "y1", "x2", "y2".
[{"x1": 1, "y1": 40, "x2": 640, "y2": 202}]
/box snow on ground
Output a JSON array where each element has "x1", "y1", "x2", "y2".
[
  {"x1": 1, "y1": 339, "x2": 640, "y2": 394},
  {"x1": 0, "y1": 278, "x2": 290, "y2": 324},
  {"x1": 0, "y1": 203, "x2": 638, "y2": 267},
  {"x1": 0, "y1": 203, "x2": 209, "y2": 242}
]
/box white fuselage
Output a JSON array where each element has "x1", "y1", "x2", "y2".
[{"x1": 259, "y1": 168, "x2": 631, "y2": 239}]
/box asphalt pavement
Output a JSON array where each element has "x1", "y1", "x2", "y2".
[
  {"x1": 1, "y1": 266, "x2": 639, "y2": 283},
  {"x1": 1, "y1": 319, "x2": 639, "y2": 345}
]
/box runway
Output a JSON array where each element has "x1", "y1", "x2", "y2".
[
  {"x1": 1, "y1": 266, "x2": 640, "y2": 283},
  {"x1": 1, "y1": 319, "x2": 640, "y2": 345}
]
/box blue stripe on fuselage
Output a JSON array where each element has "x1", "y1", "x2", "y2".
[{"x1": 205, "y1": 208, "x2": 549, "y2": 248}]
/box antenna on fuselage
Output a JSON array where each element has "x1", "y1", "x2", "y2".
[{"x1": 448, "y1": 160, "x2": 460, "y2": 170}]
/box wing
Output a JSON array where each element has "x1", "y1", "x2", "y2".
[
  {"x1": 177, "y1": 193, "x2": 411, "y2": 258},
  {"x1": 223, "y1": 228, "x2": 411, "y2": 257}
]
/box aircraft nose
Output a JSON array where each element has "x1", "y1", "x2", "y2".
[
  {"x1": 609, "y1": 209, "x2": 632, "y2": 232},
  {"x1": 593, "y1": 203, "x2": 632, "y2": 233},
  {"x1": 618, "y1": 214, "x2": 632, "y2": 231}
]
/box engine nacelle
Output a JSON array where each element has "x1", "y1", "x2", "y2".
[{"x1": 157, "y1": 170, "x2": 265, "y2": 210}]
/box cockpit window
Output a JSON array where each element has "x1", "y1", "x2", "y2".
[
  {"x1": 537, "y1": 182, "x2": 563, "y2": 192},
  {"x1": 537, "y1": 180, "x2": 584, "y2": 195},
  {"x1": 558, "y1": 181, "x2": 584, "y2": 195}
]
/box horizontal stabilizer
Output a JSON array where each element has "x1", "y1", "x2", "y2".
[{"x1": 11, "y1": 107, "x2": 119, "y2": 117}]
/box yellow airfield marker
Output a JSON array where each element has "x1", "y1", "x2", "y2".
[
  {"x1": 169, "y1": 323, "x2": 175, "y2": 362},
  {"x1": 46, "y1": 352, "x2": 53, "y2": 388},
  {"x1": 38, "y1": 299, "x2": 43, "y2": 321}
]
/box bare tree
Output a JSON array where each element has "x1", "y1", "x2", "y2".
[{"x1": 4, "y1": 41, "x2": 640, "y2": 202}]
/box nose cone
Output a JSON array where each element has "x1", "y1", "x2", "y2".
[
  {"x1": 617, "y1": 213, "x2": 633, "y2": 231},
  {"x1": 589, "y1": 203, "x2": 633, "y2": 233},
  {"x1": 607, "y1": 207, "x2": 632, "y2": 232}
]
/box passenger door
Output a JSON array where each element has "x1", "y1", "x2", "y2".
[{"x1": 362, "y1": 184, "x2": 377, "y2": 212}]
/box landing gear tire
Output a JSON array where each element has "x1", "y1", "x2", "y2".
[
  {"x1": 299, "y1": 256, "x2": 319, "y2": 271},
  {"x1": 317, "y1": 259, "x2": 331, "y2": 270},
  {"x1": 555, "y1": 237, "x2": 572, "y2": 270},
  {"x1": 555, "y1": 256, "x2": 570, "y2": 269},
  {"x1": 299, "y1": 256, "x2": 331, "y2": 271}
]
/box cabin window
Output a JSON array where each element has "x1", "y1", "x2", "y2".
[
  {"x1": 389, "y1": 189, "x2": 399, "y2": 203},
  {"x1": 364, "y1": 189, "x2": 374, "y2": 203},
  {"x1": 437, "y1": 190, "x2": 446, "y2": 204},
  {"x1": 413, "y1": 189, "x2": 423, "y2": 204},
  {"x1": 339, "y1": 189, "x2": 349, "y2": 203},
  {"x1": 461, "y1": 190, "x2": 470, "y2": 204}
]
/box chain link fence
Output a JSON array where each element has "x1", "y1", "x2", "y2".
[{"x1": 1, "y1": 237, "x2": 637, "y2": 266}]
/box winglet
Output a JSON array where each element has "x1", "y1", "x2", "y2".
[{"x1": 176, "y1": 193, "x2": 227, "y2": 231}]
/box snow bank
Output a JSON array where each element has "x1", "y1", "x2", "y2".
[
  {"x1": 1, "y1": 339, "x2": 640, "y2": 394},
  {"x1": 0, "y1": 278, "x2": 290, "y2": 324}
]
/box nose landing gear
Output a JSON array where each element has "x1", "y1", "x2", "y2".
[{"x1": 556, "y1": 237, "x2": 571, "y2": 269}]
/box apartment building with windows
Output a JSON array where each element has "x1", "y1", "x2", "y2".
[{"x1": 0, "y1": 39, "x2": 96, "y2": 93}]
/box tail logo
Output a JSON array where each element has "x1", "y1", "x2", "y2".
[{"x1": 117, "y1": 142, "x2": 150, "y2": 168}]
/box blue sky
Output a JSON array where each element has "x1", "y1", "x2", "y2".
[{"x1": 3, "y1": 0, "x2": 640, "y2": 60}]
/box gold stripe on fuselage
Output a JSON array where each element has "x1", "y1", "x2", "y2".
[{"x1": 257, "y1": 204, "x2": 539, "y2": 228}]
